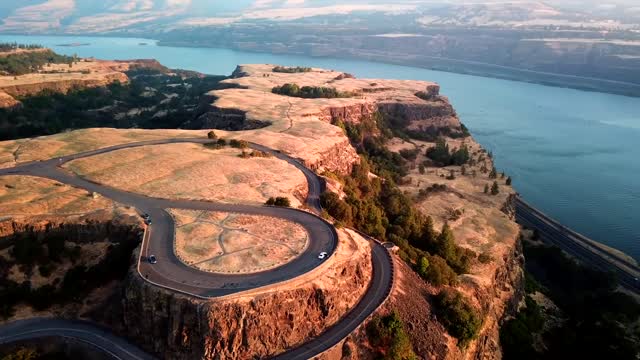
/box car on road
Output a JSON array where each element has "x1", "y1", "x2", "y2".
[
  {"x1": 318, "y1": 252, "x2": 327, "y2": 260},
  {"x1": 141, "y1": 213, "x2": 150, "y2": 220},
  {"x1": 145, "y1": 218, "x2": 152, "y2": 225},
  {"x1": 148, "y1": 255, "x2": 157, "y2": 264}
]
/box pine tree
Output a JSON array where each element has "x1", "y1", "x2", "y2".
[
  {"x1": 436, "y1": 223, "x2": 457, "y2": 263},
  {"x1": 489, "y1": 167, "x2": 498, "y2": 179},
  {"x1": 506, "y1": 176, "x2": 512, "y2": 186},
  {"x1": 484, "y1": 183, "x2": 489, "y2": 194},
  {"x1": 491, "y1": 181, "x2": 499, "y2": 195}
]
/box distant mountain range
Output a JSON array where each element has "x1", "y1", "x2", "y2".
[
  {"x1": 1, "y1": 1, "x2": 639, "y2": 96},
  {"x1": 0, "y1": 0, "x2": 639, "y2": 34}
]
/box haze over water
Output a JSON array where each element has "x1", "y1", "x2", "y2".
[{"x1": 3, "y1": 35, "x2": 639, "y2": 261}]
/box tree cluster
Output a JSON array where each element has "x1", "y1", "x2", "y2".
[
  {"x1": 272, "y1": 83, "x2": 353, "y2": 99},
  {"x1": 425, "y1": 138, "x2": 470, "y2": 167},
  {"x1": 272, "y1": 66, "x2": 312, "y2": 73},
  {"x1": 0, "y1": 68, "x2": 225, "y2": 141},
  {"x1": 0, "y1": 50, "x2": 74, "y2": 76},
  {"x1": 0, "y1": 43, "x2": 43, "y2": 52}
]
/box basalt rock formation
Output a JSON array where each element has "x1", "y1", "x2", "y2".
[{"x1": 115, "y1": 230, "x2": 373, "y2": 359}]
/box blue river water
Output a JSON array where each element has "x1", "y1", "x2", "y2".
[{"x1": 2, "y1": 35, "x2": 639, "y2": 260}]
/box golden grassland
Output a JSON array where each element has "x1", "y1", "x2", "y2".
[
  {"x1": 170, "y1": 209, "x2": 308, "y2": 274},
  {"x1": 63, "y1": 143, "x2": 307, "y2": 207}
]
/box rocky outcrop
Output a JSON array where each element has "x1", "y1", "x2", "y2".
[
  {"x1": 467, "y1": 239, "x2": 524, "y2": 359},
  {"x1": 0, "y1": 91, "x2": 20, "y2": 109},
  {"x1": 319, "y1": 102, "x2": 378, "y2": 124},
  {"x1": 303, "y1": 138, "x2": 361, "y2": 175},
  {"x1": 116, "y1": 232, "x2": 372, "y2": 359}
]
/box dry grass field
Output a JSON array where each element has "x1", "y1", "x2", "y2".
[
  {"x1": 64, "y1": 142, "x2": 307, "y2": 207},
  {"x1": 0, "y1": 175, "x2": 124, "y2": 217},
  {"x1": 170, "y1": 209, "x2": 308, "y2": 274},
  {"x1": 396, "y1": 136, "x2": 520, "y2": 284},
  {"x1": 0, "y1": 128, "x2": 213, "y2": 169}
]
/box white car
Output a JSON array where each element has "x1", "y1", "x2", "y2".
[{"x1": 318, "y1": 252, "x2": 328, "y2": 260}]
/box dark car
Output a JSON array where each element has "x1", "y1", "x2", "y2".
[
  {"x1": 142, "y1": 213, "x2": 150, "y2": 220},
  {"x1": 148, "y1": 255, "x2": 157, "y2": 264},
  {"x1": 145, "y1": 218, "x2": 152, "y2": 225}
]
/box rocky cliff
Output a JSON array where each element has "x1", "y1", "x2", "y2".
[
  {"x1": 0, "y1": 72, "x2": 129, "y2": 98},
  {"x1": 113, "y1": 229, "x2": 372, "y2": 359}
]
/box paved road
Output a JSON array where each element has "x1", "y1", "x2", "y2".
[
  {"x1": 0, "y1": 138, "x2": 394, "y2": 359},
  {"x1": 0, "y1": 318, "x2": 154, "y2": 360},
  {"x1": 515, "y1": 196, "x2": 640, "y2": 294}
]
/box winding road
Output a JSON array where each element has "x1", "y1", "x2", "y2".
[{"x1": 0, "y1": 138, "x2": 394, "y2": 359}]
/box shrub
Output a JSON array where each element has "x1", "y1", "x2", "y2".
[
  {"x1": 266, "y1": 197, "x2": 291, "y2": 207},
  {"x1": 433, "y1": 289, "x2": 482, "y2": 347},
  {"x1": 478, "y1": 253, "x2": 493, "y2": 264},
  {"x1": 207, "y1": 131, "x2": 217, "y2": 139},
  {"x1": 366, "y1": 312, "x2": 416, "y2": 360},
  {"x1": 216, "y1": 138, "x2": 227, "y2": 146},
  {"x1": 229, "y1": 139, "x2": 249, "y2": 148}
]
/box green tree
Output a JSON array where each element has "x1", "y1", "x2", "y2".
[
  {"x1": 417, "y1": 256, "x2": 430, "y2": 276},
  {"x1": 421, "y1": 255, "x2": 458, "y2": 286},
  {"x1": 484, "y1": 183, "x2": 489, "y2": 194},
  {"x1": 506, "y1": 176, "x2": 512, "y2": 186},
  {"x1": 418, "y1": 164, "x2": 425, "y2": 174},
  {"x1": 434, "y1": 289, "x2": 482, "y2": 347},
  {"x1": 207, "y1": 131, "x2": 217, "y2": 139},
  {"x1": 435, "y1": 223, "x2": 457, "y2": 263}
]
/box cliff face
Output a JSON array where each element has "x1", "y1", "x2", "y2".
[
  {"x1": 302, "y1": 138, "x2": 361, "y2": 175},
  {"x1": 0, "y1": 72, "x2": 129, "y2": 98},
  {"x1": 0, "y1": 215, "x2": 140, "y2": 248},
  {"x1": 116, "y1": 229, "x2": 372, "y2": 359},
  {"x1": 190, "y1": 106, "x2": 271, "y2": 131}
]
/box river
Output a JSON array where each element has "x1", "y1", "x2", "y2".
[{"x1": 2, "y1": 35, "x2": 639, "y2": 261}]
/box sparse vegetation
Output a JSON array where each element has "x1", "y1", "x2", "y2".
[
  {"x1": 0, "y1": 231, "x2": 139, "y2": 319},
  {"x1": 272, "y1": 83, "x2": 354, "y2": 98},
  {"x1": 0, "y1": 49, "x2": 73, "y2": 76}
]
